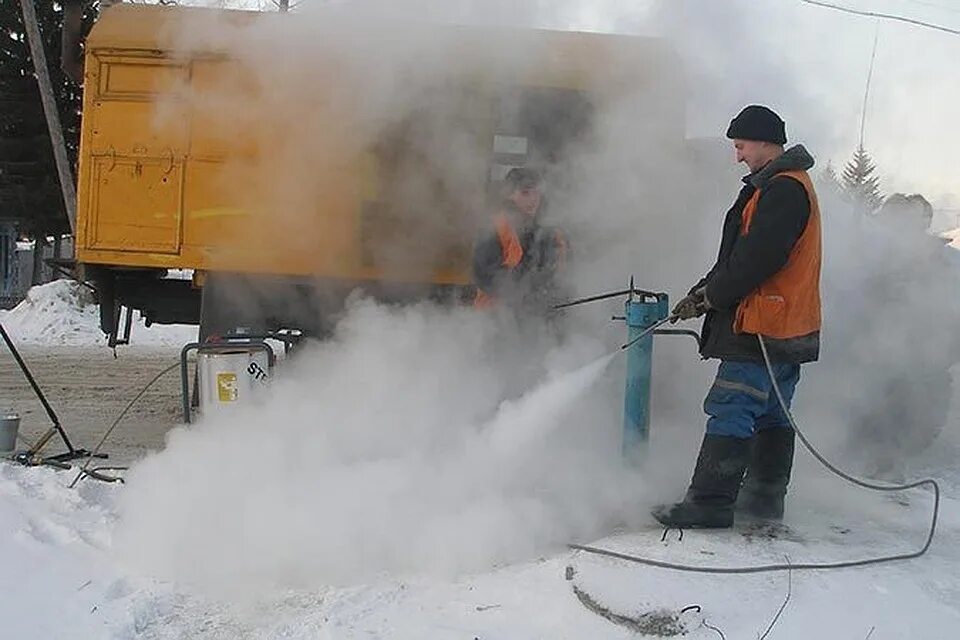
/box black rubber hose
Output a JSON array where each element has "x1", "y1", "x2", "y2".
[{"x1": 571, "y1": 333, "x2": 941, "y2": 574}]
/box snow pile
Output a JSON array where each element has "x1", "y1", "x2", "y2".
[
  {"x1": 0, "y1": 280, "x2": 102, "y2": 345},
  {"x1": 0, "y1": 464, "x2": 124, "y2": 639},
  {"x1": 941, "y1": 227, "x2": 960, "y2": 251},
  {"x1": 0, "y1": 280, "x2": 196, "y2": 347}
]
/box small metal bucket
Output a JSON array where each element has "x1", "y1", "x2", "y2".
[{"x1": 0, "y1": 412, "x2": 20, "y2": 453}]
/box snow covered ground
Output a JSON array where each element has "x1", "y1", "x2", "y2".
[
  {"x1": 0, "y1": 287, "x2": 959, "y2": 638},
  {"x1": 941, "y1": 227, "x2": 960, "y2": 252},
  {"x1": 0, "y1": 434, "x2": 958, "y2": 638},
  {"x1": 0, "y1": 280, "x2": 196, "y2": 347}
]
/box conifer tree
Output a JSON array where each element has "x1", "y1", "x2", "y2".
[{"x1": 842, "y1": 145, "x2": 883, "y2": 213}]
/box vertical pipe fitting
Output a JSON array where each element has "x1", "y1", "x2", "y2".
[{"x1": 622, "y1": 293, "x2": 669, "y2": 464}]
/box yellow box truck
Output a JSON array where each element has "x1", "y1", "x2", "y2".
[{"x1": 73, "y1": 4, "x2": 682, "y2": 344}]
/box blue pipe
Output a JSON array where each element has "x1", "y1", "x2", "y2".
[{"x1": 622, "y1": 292, "x2": 669, "y2": 462}]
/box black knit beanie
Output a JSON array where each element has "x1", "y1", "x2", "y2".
[
  {"x1": 504, "y1": 167, "x2": 542, "y2": 191},
  {"x1": 726, "y1": 105, "x2": 787, "y2": 144}
]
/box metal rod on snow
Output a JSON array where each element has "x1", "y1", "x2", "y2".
[{"x1": 0, "y1": 321, "x2": 79, "y2": 458}]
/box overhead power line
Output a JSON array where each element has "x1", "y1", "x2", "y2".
[
  {"x1": 900, "y1": 0, "x2": 960, "y2": 15},
  {"x1": 799, "y1": 0, "x2": 960, "y2": 35},
  {"x1": 859, "y1": 22, "x2": 879, "y2": 147}
]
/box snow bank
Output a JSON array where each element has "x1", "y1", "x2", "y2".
[
  {"x1": 0, "y1": 280, "x2": 196, "y2": 347},
  {"x1": 942, "y1": 227, "x2": 960, "y2": 251},
  {"x1": 0, "y1": 280, "x2": 101, "y2": 345},
  {"x1": 938, "y1": 228, "x2": 960, "y2": 268}
]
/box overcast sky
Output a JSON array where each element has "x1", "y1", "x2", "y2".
[
  {"x1": 658, "y1": 0, "x2": 960, "y2": 211},
  {"x1": 459, "y1": 0, "x2": 960, "y2": 209}
]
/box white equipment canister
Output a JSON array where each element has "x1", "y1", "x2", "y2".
[{"x1": 197, "y1": 348, "x2": 270, "y2": 414}]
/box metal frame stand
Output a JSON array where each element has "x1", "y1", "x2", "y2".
[
  {"x1": 0, "y1": 321, "x2": 105, "y2": 465},
  {"x1": 107, "y1": 303, "x2": 134, "y2": 349},
  {"x1": 180, "y1": 336, "x2": 281, "y2": 424}
]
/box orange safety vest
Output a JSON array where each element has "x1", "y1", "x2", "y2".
[
  {"x1": 733, "y1": 169, "x2": 822, "y2": 339},
  {"x1": 474, "y1": 213, "x2": 567, "y2": 308}
]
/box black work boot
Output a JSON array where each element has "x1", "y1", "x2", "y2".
[
  {"x1": 738, "y1": 428, "x2": 796, "y2": 520},
  {"x1": 652, "y1": 434, "x2": 752, "y2": 529}
]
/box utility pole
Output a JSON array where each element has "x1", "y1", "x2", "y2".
[{"x1": 18, "y1": 0, "x2": 77, "y2": 235}]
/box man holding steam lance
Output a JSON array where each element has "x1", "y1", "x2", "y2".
[{"x1": 654, "y1": 105, "x2": 822, "y2": 529}]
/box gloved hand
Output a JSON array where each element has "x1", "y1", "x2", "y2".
[{"x1": 671, "y1": 287, "x2": 709, "y2": 322}]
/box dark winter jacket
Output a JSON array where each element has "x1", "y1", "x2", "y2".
[
  {"x1": 472, "y1": 204, "x2": 568, "y2": 311},
  {"x1": 694, "y1": 145, "x2": 820, "y2": 364}
]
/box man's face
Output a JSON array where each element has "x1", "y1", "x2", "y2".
[
  {"x1": 734, "y1": 139, "x2": 772, "y2": 172},
  {"x1": 509, "y1": 185, "x2": 542, "y2": 217}
]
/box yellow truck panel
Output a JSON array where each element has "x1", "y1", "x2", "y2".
[
  {"x1": 76, "y1": 5, "x2": 681, "y2": 284},
  {"x1": 73, "y1": 5, "x2": 682, "y2": 342}
]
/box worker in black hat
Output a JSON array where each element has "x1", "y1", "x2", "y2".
[
  {"x1": 652, "y1": 105, "x2": 823, "y2": 528},
  {"x1": 472, "y1": 167, "x2": 569, "y2": 314}
]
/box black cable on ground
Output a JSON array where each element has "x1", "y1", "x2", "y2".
[
  {"x1": 702, "y1": 619, "x2": 726, "y2": 639},
  {"x1": 571, "y1": 334, "x2": 941, "y2": 574},
  {"x1": 758, "y1": 557, "x2": 792, "y2": 640},
  {"x1": 681, "y1": 604, "x2": 726, "y2": 639},
  {"x1": 68, "y1": 362, "x2": 180, "y2": 488}
]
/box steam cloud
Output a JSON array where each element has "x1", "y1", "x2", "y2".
[
  {"x1": 116, "y1": 300, "x2": 641, "y2": 595},
  {"x1": 114, "y1": 0, "x2": 959, "y2": 597}
]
